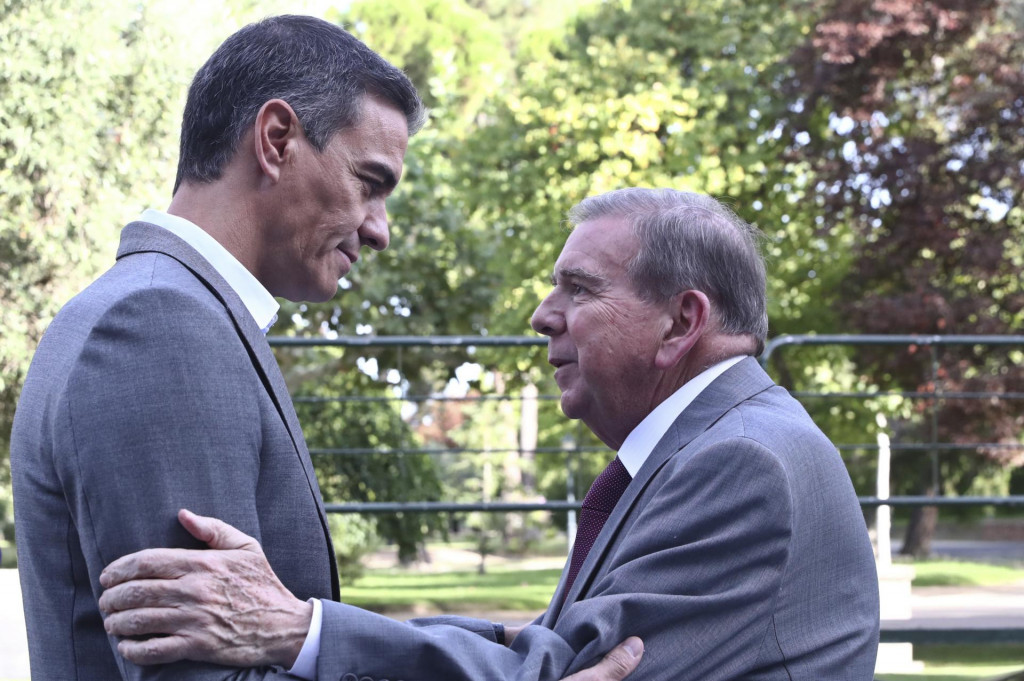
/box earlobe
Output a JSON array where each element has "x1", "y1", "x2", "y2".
[
  {"x1": 254, "y1": 99, "x2": 301, "y2": 184},
  {"x1": 654, "y1": 290, "x2": 710, "y2": 370}
]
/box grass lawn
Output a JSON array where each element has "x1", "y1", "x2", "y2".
[
  {"x1": 876, "y1": 644, "x2": 1024, "y2": 681},
  {"x1": 345, "y1": 551, "x2": 1024, "y2": 614},
  {"x1": 909, "y1": 560, "x2": 1024, "y2": 588},
  {"x1": 342, "y1": 565, "x2": 562, "y2": 613}
]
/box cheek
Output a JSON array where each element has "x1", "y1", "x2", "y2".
[
  {"x1": 570, "y1": 310, "x2": 623, "y2": 369},
  {"x1": 576, "y1": 305, "x2": 661, "y2": 372}
]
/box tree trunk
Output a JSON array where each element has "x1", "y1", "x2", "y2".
[{"x1": 900, "y1": 483, "x2": 938, "y2": 558}]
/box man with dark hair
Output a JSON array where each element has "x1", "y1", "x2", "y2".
[
  {"x1": 99, "y1": 188, "x2": 880, "y2": 680},
  {"x1": 10, "y1": 14, "x2": 418, "y2": 679},
  {"x1": 12, "y1": 14, "x2": 639, "y2": 681}
]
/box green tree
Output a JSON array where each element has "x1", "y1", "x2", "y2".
[
  {"x1": 783, "y1": 0, "x2": 1024, "y2": 554},
  {"x1": 286, "y1": 348, "x2": 443, "y2": 576},
  {"x1": 0, "y1": 0, "x2": 208, "y2": 548}
]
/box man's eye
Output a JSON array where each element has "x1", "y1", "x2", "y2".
[{"x1": 571, "y1": 284, "x2": 585, "y2": 296}]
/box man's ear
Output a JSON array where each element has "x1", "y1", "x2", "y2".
[
  {"x1": 655, "y1": 289, "x2": 711, "y2": 370},
  {"x1": 253, "y1": 99, "x2": 302, "y2": 184}
]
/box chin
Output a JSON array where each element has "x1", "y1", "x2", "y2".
[
  {"x1": 558, "y1": 395, "x2": 586, "y2": 421},
  {"x1": 299, "y1": 281, "x2": 340, "y2": 303}
]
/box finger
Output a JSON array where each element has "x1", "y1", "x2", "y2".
[
  {"x1": 104, "y1": 606, "x2": 191, "y2": 638},
  {"x1": 178, "y1": 509, "x2": 262, "y2": 553},
  {"x1": 565, "y1": 637, "x2": 644, "y2": 681},
  {"x1": 101, "y1": 548, "x2": 197, "y2": 589},
  {"x1": 117, "y1": 634, "x2": 194, "y2": 666},
  {"x1": 593, "y1": 637, "x2": 644, "y2": 681},
  {"x1": 99, "y1": 578, "x2": 189, "y2": 614},
  {"x1": 503, "y1": 623, "x2": 528, "y2": 647}
]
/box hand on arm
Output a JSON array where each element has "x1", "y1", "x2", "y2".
[
  {"x1": 561, "y1": 638, "x2": 643, "y2": 681},
  {"x1": 99, "y1": 509, "x2": 312, "y2": 669},
  {"x1": 102, "y1": 510, "x2": 645, "y2": 681},
  {"x1": 502, "y1": 622, "x2": 529, "y2": 647}
]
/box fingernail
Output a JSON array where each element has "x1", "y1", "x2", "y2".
[{"x1": 623, "y1": 637, "x2": 643, "y2": 658}]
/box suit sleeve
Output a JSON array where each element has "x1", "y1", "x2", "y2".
[
  {"x1": 314, "y1": 438, "x2": 793, "y2": 681},
  {"x1": 55, "y1": 286, "x2": 289, "y2": 680}
]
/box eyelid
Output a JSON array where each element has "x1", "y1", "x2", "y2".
[{"x1": 361, "y1": 176, "x2": 388, "y2": 197}]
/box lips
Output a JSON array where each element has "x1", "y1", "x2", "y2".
[{"x1": 336, "y1": 245, "x2": 358, "y2": 264}]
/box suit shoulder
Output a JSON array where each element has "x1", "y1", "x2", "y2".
[
  {"x1": 53, "y1": 252, "x2": 231, "y2": 337},
  {"x1": 29, "y1": 255, "x2": 244, "y2": 392},
  {"x1": 719, "y1": 387, "x2": 836, "y2": 455}
]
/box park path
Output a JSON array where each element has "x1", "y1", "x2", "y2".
[{"x1": 0, "y1": 570, "x2": 29, "y2": 680}]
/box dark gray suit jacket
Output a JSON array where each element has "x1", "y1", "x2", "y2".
[
  {"x1": 11, "y1": 222, "x2": 339, "y2": 680},
  {"x1": 315, "y1": 358, "x2": 879, "y2": 680}
]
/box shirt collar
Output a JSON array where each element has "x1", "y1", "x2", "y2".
[
  {"x1": 140, "y1": 209, "x2": 279, "y2": 333},
  {"x1": 617, "y1": 355, "x2": 746, "y2": 477}
]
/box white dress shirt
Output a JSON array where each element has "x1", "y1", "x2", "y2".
[{"x1": 139, "y1": 209, "x2": 279, "y2": 333}]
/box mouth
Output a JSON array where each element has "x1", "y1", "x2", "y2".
[
  {"x1": 336, "y1": 245, "x2": 359, "y2": 264},
  {"x1": 548, "y1": 357, "x2": 575, "y2": 369}
]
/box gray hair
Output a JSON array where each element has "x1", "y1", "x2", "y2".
[
  {"x1": 174, "y1": 15, "x2": 426, "y2": 193},
  {"x1": 568, "y1": 188, "x2": 768, "y2": 355}
]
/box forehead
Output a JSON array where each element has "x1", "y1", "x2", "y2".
[{"x1": 553, "y1": 215, "x2": 639, "y2": 276}]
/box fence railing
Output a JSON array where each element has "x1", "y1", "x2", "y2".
[{"x1": 271, "y1": 333, "x2": 1024, "y2": 514}]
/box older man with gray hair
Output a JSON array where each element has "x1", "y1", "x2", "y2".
[{"x1": 100, "y1": 188, "x2": 879, "y2": 680}]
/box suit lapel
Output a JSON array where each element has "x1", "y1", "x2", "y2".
[
  {"x1": 117, "y1": 222, "x2": 340, "y2": 598},
  {"x1": 550, "y1": 357, "x2": 776, "y2": 617}
]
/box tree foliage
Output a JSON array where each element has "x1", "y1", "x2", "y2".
[
  {"x1": 0, "y1": 0, "x2": 198, "y2": 545},
  {"x1": 776, "y1": 0, "x2": 1024, "y2": 551}
]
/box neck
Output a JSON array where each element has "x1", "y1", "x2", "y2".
[
  {"x1": 167, "y1": 179, "x2": 259, "y2": 279},
  {"x1": 661, "y1": 334, "x2": 754, "y2": 397}
]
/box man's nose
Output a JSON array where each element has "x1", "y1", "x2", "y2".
[
  {"x1": 531, "y1": 294, "x2": 564, "y2": 336},
  {"x1": 360, "y1": 199, "x2": 390, "y2": 251}
]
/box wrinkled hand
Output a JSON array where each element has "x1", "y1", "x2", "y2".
[
  {"x1": 99, "y1": 509, "x2": 312, "y2": 669},
  {"x1": 562, "y1": 638, "x2": 644, "y2": 681}
]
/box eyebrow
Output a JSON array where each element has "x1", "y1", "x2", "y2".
[{"x1": 550, "y1": 266, "x2": 609, "y2": 289}]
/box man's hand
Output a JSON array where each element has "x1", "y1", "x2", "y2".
[
  {"x1": 562, "y1": 638, "x2": 644, "y2": 681},
  {"x1": 99, "y1": 509, "x2": 312, "y2": 668}
]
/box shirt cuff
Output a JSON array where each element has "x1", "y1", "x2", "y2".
[{"x1": 286, "y1": 598, "x2": 322, "y2": 680}]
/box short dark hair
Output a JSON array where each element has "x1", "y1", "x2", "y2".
[
  {"x1": 173, "y1": 15, "x2": 425, "y2": 193},
  {"x1": 568, "y1": 188, "x2": 769, "y2": 355}
]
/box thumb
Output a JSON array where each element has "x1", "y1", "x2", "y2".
[
  {"x1": 597, "y1": 637, "x2": 644, "y2": 680},
  {"x1": 178, "y1": 509, "x2": 262, "y2": 553}
]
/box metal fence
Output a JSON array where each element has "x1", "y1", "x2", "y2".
[
  {"x1": 271, "y1": 333, "x2": 1024, "y2": 513},
  {"x1": 763, "y1": 334, "x2": 1024, "y2": 511}
]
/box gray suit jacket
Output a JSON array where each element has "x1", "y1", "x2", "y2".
[
  {"x1": 316, "y1": 358, "x2": 879, "y2": 680},
  {"x1": 11, "y1": 222, "x2": 339, "y2": 680}
]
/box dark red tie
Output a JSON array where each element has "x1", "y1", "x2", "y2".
[{"x1": 563, "y1": 456, "x2": 632, "y2": 599}]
